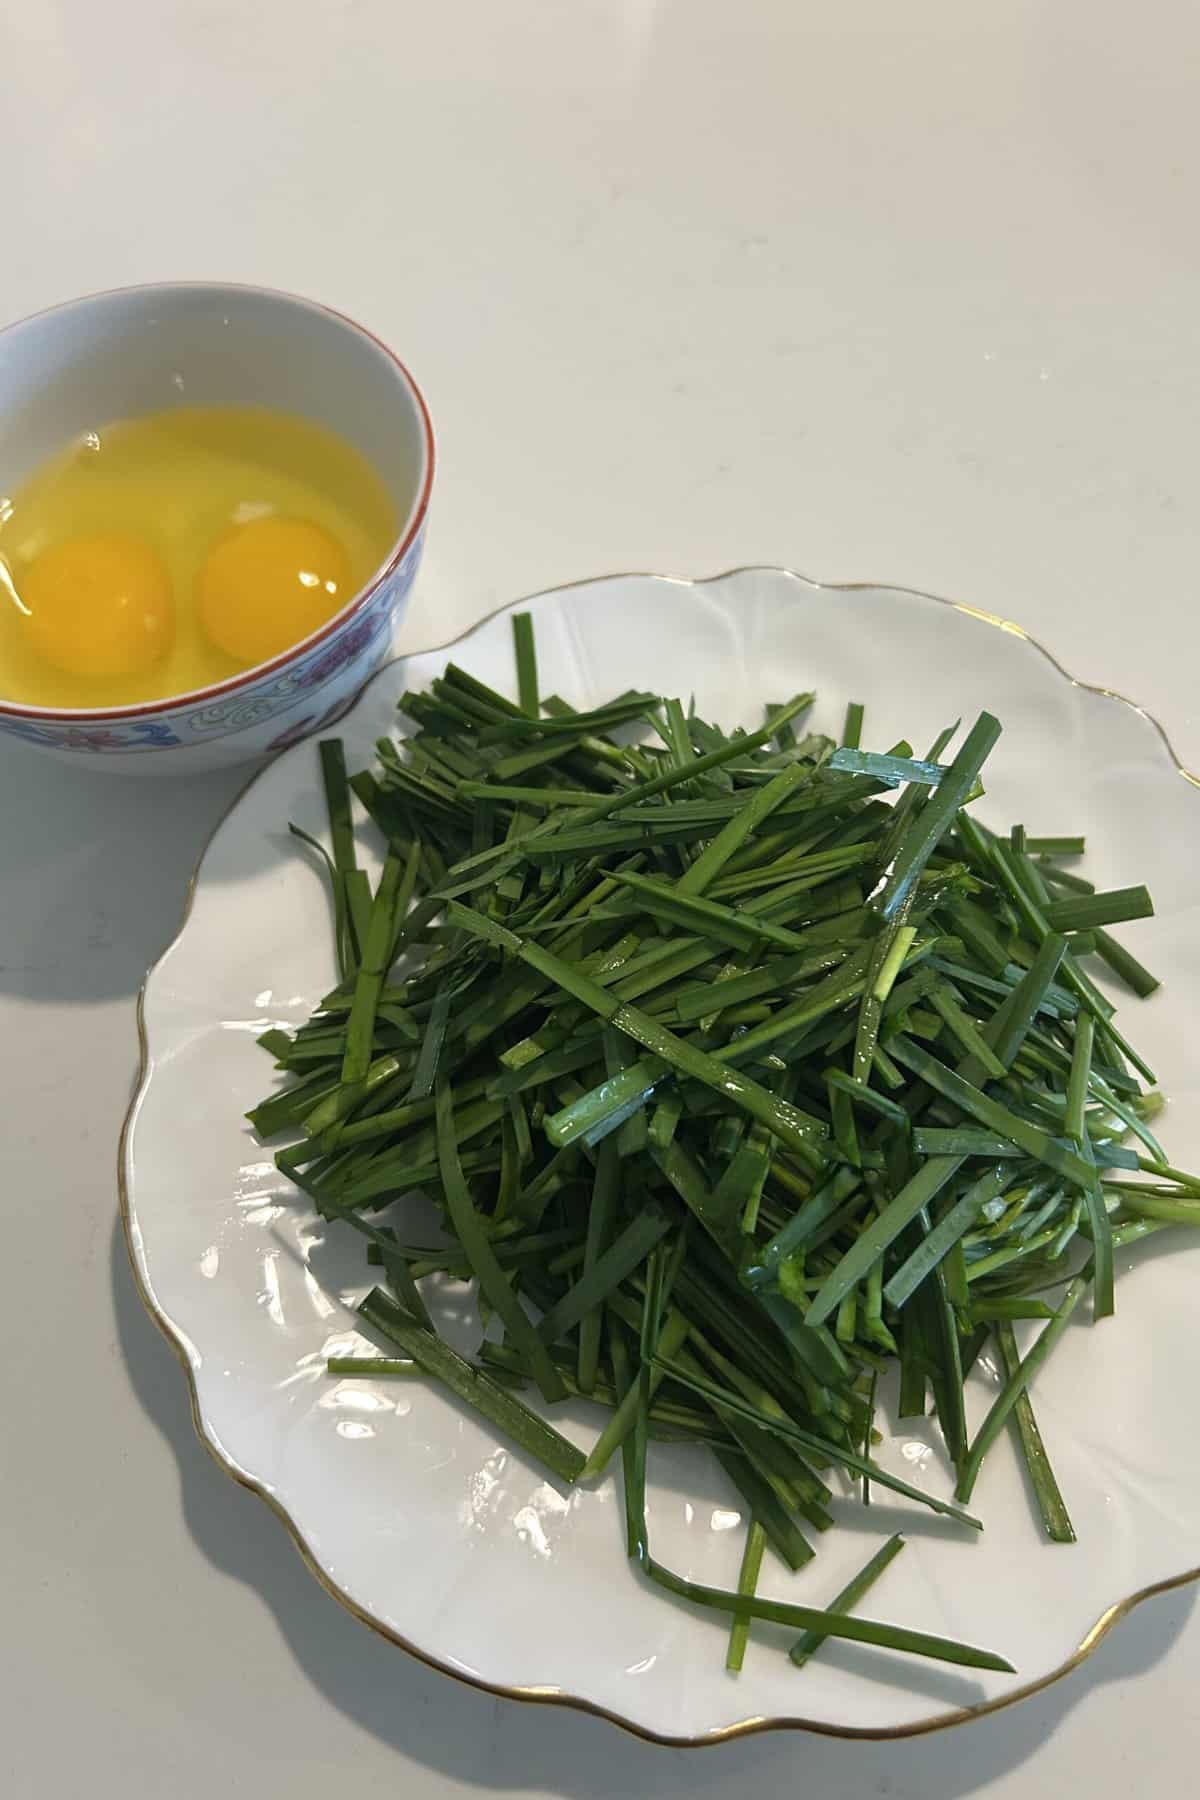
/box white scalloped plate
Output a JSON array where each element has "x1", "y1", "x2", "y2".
[{"x1": 122, "y1": 569, "x2": 1200, "y2": 1744}]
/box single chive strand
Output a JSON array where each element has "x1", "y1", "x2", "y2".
[
  {"x1": 327, "y1": 1357, "x2": 418, "y2": 1376},
  {"x1": 983, "y1": 933, "x2": 1070, "y2": 1074},
  {"x1": 842, "y1": 701, "x2": 864, "y2": 750},
  {"x1": 434, "y1": 1079, "x2": 567, "y2": 1402},
  {"x1": 806, "y1": 1156, "x2": 966, "y2": 1329},
  {"x1": 927, "y1": 981, "x2": 1006, "y2": 1079},
  {"x1": 853, "y1": 919, "x2": 916, "y2": 1083},
  {"x1": 344, "y1": 869, "x2": 374, "y2": 966},
  {"x1": 1093, "y1": 927, "x2": 1161, "y2": 999},
  {"x1": 318, "y1": 738, "x2": 366, "y2": 964},
  {"x1": 407, "y1": 983, "x2": 454, "y2": 1101},
  {"x1": 319, "y1": 738, "x2": 358, "y2": 877},
  {"x1": 827, "y1": 1068, "x2": 910, "y2": 1127},
  {"x1": 359, "y1": 1289, "x2": 584, "y2": 1483},
  {"x1": 873, "y1": 925, "x2": 919, "y2": 1002},
  {"x1": 827, "y1": 1073, "x2": 861, "y2": 1169},
  {"x1": 994, "y1": 1324, "x2": 1075, "y2": 1543},
  {"x1": 726, "y1": 1519, "x2": 767, "y2": 1672},
  {"x1": 883, "y1": 1167, "x2": 1007, "y2": 1309},
  {"x1": 547, "y1": 1057, "x2": 668, "y2": 1148},
  {"x1": 1065, "y1": 1009, "x2": 1095, "y2": 1146},
  {"x1": 576, "y1": 1136, "x2": 619, "y2": 1394},
  {"x1": 1135, "y1": 1156, "x2": 1200, "y2": 1193},
  {"x1": 1083, "y1": 1156, "x2": 1115, "y2": 1322},
  {"x1": 1043, "y1": 885, "x2": 1154, "y2": 933},
  {"x1": 387, "y1": 833, "x2": 424, "y2": 962},
  {"x1": 878, "y1": 712, "x2": 1001, "y2": 921},
  {"x1": 512, "y1": 611, "x2": 539, "y2": 717},
  {"x1": 658, "y1": 696, "x2": 695, "y2": 771},
  {"x1": 956, "y1": 1265, "x2": 1093, "y2": 1503},
  {"x1": 676, "y1": 762, "x2": 812, "y2": 897},
  {"x1": 789, "y1": 1534, "x2": 906, "y2": 1667},
  {"x1": 829, "y1": 749, "x2": 949, "y2": 787},
  {"x1": 341, "y1": 851, "x2": 408, "y2": 1085},
  {"x1": 929, "y1": 1256, "x2": 968, "y2": 1468},
  {"x1": 621, "y1": 1253, "x2": 664, "y2": 1561},
  {"x1": 1028, "y1": 836, "x2": 1086, "y2": 856},
  {"x1": 536, "y1": 1207, "x2": 672, "y2": 1346},
  {"x1": 288, "y1": 822, "x2": 354, "y2": 981},
  {"x1": 860, "y1": 1371, "x2": 879, "y2": 1505}
]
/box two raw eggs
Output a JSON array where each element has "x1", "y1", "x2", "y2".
[{"x1": 0, "y1": 407, "x2": 398, "y2": 707}]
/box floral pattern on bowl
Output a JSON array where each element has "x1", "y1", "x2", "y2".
[{"x1": 0, "y1": 283, "x2": 434, "y2": 773}]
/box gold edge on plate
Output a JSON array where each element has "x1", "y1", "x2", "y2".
[{"x1": 116, "y1": 566, "x2": 1200, "y2": 1747}]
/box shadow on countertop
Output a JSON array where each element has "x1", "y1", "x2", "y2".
[
  {"x1": 0, "y1": 738, "x2": 246, "y2": 1003},
  {"x1": 110, "y1": 1215, "x2": 1196, "y2": 1800},
  {"x1": 0, "y1": 648, "x2": 409, "y2": 1005}
]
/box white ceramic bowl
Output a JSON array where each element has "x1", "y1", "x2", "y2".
[{"x1": 0, "y1": 283, "x2": 434, "y2": 772}]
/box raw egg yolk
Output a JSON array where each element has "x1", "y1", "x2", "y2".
[
  {"x1": 24, "y1": 533, "x2": 174, "y2": 678},
  {"x1": 197, "y1": 516, "x2": 350, "y2": 666}
]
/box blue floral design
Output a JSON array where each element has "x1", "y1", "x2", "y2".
[{"x1": 0, "y1": 716, "x2": 182, "y2": 751}]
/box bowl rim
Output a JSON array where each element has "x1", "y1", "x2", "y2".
[{"x1": 0, "y1": 280, "x2": 435, "y2": 724}]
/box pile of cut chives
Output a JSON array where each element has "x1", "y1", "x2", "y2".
[{"x1": 253, "y1": 614, "x2": 1199, "y2": 1680}]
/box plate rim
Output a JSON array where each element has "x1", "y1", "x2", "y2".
[{"x1": 118, "y1": 563, "x2": 1200, "y2": 1747}]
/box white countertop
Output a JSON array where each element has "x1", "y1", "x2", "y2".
[{"x1": 3, "y1": 3, "x2": 1197, "y2": 1794}]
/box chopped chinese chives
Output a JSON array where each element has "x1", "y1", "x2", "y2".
[{"x1": 251, "y1": 613, "x2": 1196, "y2": 1682}]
